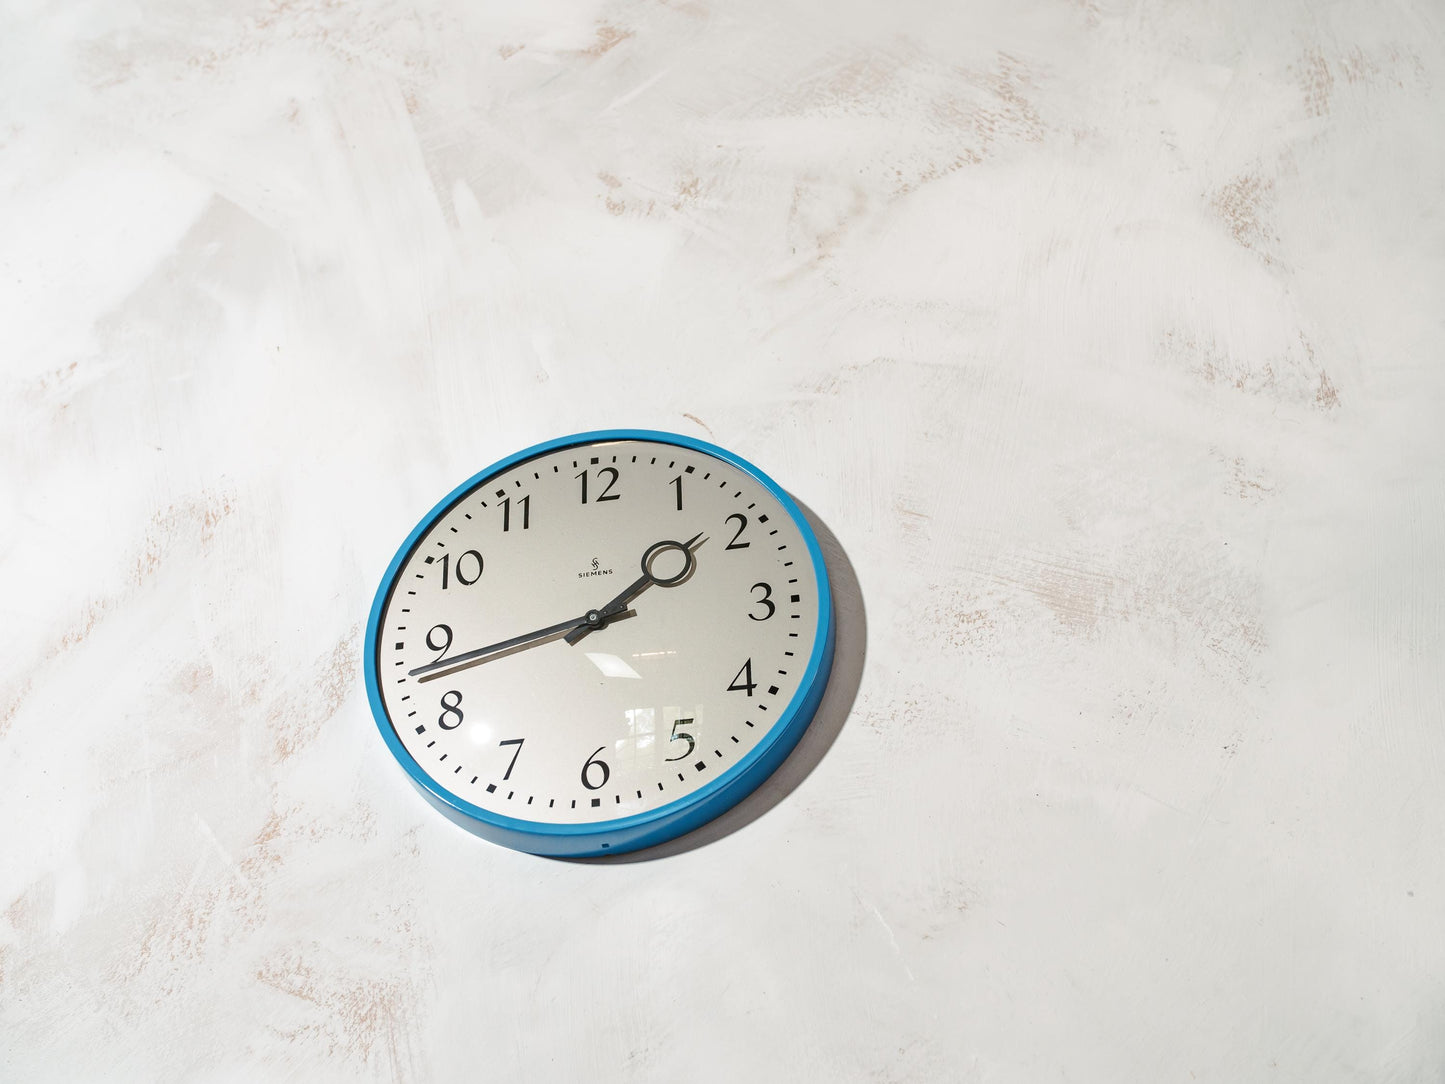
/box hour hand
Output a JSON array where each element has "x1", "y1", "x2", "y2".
[{"x1": 564, "y1": 532, "x2": 704, "y2": 645}]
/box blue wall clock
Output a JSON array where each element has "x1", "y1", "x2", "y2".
[{"x1": 364, "y1": 430, "x2": 835, "y2": 856}]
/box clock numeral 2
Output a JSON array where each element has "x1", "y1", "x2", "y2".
[
  {"x1": 577, "y1": 467, "x2": 620, "y2": 504},
  {"x1": 727, "y1": 658, "x2": 756, "y2": 697},
  {"x1": 501, "y1": 494, "x2": 530, "y2": 531},
  {"x1": 725, "y1": 513, "x2": 750, "y2": 550},
  {"x1": 438, "y1": 690, "x2": 464, "y2": 729},
  {"x1": 441, "y1": 550, "x2": 483, "y2": 588}
]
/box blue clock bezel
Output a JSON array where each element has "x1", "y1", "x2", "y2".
[{"x1": 363, "y1": 429, "x2": 835, "y2": 857}]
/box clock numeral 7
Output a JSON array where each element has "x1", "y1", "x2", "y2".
[
  {"x1": 576, "y1": 467, "x2": 620, "y2": 504},
  {"x1": 498, "y1": 738, "x2": 524, "y2": 780},
  {"x1": 727, "y1": 658, "x2": 756, "y2": 697},
  {"x1": 664, "y1": 718, "x2": 695, "y2": 761}
]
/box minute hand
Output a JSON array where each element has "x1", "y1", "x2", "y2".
[{"x1": 409, "y1": 615, "x2": 592, "y2": 682}]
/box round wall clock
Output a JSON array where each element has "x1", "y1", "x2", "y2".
[{"x1": 364, "y1": 430, "x2": 835, "y2": 856}]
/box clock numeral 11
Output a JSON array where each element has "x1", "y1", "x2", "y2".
[{"x1": 501, "y1": 494, "x2": 530, "y2": 531}]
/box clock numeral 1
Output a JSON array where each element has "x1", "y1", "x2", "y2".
[
  {"x1": 670, "y1": 475, "x2": 683, "y2": 511},
  {"x1": 581, "y1": 746, "x2": 611, "y2": 790},
  {"x1": 577, "y1": 467, "x2": 620, "y2": 504},
  {"x1": 438, "y1": 690, "x2": 464, "y2": 729},
  {"x1": 727, "y1": 658, "x2": 756, "y2": 697},
  {"x1": 498, "y1": 738, "x2": 524, "y2": 780},
  {"x1": 441, "y1": 549, "x2": 484, "y2": 588},
  {"x1": 501, "y1": 494, "x2": 530, "y2": 531}
]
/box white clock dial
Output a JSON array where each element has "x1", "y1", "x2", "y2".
[{"x1": 365, "y1": 432, "x2": 834, "y2": 855}]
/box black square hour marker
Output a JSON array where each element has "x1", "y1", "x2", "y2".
[
  {"x1": 414, "y1": 725, "x2": 426, "y2": 734},
  {"x1": 486, "y1": 783, "x2": 497, "y2": 793},
  {"x1": 590, "y1": 456, "x2": 599, "y2": 464},
  {"x1": 684, "y1": 465, "x2": 695, "y2": 473},
  {"x1": 790, "y1": 595, "x2": 800, "y2": 603},
  {"x1": 768, "y1": 685, "x2": 779, "y2": 695},
  {"x1": 495, "y1": 488, "x2": 506, "y2": 498},
  {"x1": 424, "y1": 556, "x2": 434, "y2": 564},
  {"x1": 694, "y1": 760, "x2": 707, "y2": 771},
  {"x1": 758, "y1": 514, "x2": 769, "y2": 523},
  {"x1": 591, "y1": 797, "x2": 601, "y2": 806},
  {"x1": 394, "y1": 642, "x2": 404, "y2": 650}
]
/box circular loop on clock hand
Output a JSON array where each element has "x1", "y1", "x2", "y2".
[{"x1": 640, "y1": 536, "x2": 697, "y2": 587}]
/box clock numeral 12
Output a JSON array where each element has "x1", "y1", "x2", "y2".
[{"x1": 576, "y1": 467, "x2": 620, "y2": 504}]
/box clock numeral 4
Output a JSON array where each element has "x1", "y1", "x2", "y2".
[
  {"x1": 581, "y1": 746, "x2": 611, "y2": 790},
  {"x1": 577, "y1": 467, "x2": 620, "y2": 504},
  {"x1": 501, "y1": 494, "x2": 530, "y2": 531},
  {"x1": 440, "y1": 550, "x2": 484, "y2": 588},
  {"x1": 727, "y1": 658, "x2": 756, "y2": 697},
  {"x1": 438, "y1": 690, "x2": 464, "y2": 729},
  {"x1": 665, "y1": 718, "x2": 695, "y2": 761}
]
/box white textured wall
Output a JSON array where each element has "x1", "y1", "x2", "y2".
[{"x1": 3, "y1": 0, "x2": 1443, "y2": 1079}]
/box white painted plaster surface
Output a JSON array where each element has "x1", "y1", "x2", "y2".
[{"x1": 2, "y1": 1, "x2": 1443, "y2": 1079}]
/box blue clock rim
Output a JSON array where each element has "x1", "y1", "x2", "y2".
[{"x1": 363, "y1": 428, "x2": 835, "y2": 855}]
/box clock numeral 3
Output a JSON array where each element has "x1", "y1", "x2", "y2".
[
  {"x1": 581, "y1": 746, "x2": 611, "y2": 790},
  {"x1": 665, "y1": 718, "x2": 696, "y2": 761},
  {"x1": 498, "y1": 738, "x2": 525, "y2": 780},
  {"x1": 501, "y1": 494, "x2": 530, "y2": 531},
  {"x1": 438, "y1": 690, "x2": 464, "y2": 729},
  {"x1": 748, "y1": 582, "x2": 775, "y2": 621},
  {"x1": 441, "y1": 550, "x2": 484, "y2": 588},
  {"x1": 727, "y1": 658, "x2": 757, "y2": 697},
  {"x1": 577, "y1": 467, "x2": 620, "y2": 504},
  {"x1": 724, "y1": 513, "x2": 750, "y2": 550}
]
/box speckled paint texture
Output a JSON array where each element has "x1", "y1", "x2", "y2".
[{"x1": 2, "y1": 0, "x2": 1443, "y2": 1079}]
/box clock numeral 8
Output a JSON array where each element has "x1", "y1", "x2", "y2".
[{"x1": 438, "y1": 690, "x2": 464, "y2": 729}]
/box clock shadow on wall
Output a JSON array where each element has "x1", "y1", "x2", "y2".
[{"x1": 567, "y1": 499, "x2": 865, "y2": 864}]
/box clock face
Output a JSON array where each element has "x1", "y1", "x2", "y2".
[{"x1": 364, "y1": 431, "x2": 834, "y2": 856}]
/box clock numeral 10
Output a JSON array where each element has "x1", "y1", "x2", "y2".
[
  {"x1": 728, "y1": 658, "x2": 756, "y2": 697},
  {"x1": 576, "y1": 467, "x2": 620, "y2": 504},
  {"x1": 501, "y1": 494, "x2": 530, "y2": 531},
  {"x1": 440, "y1": 550, "x2": 484, "y2": 588}
]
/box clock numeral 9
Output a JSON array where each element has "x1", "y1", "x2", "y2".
[
  {"x1": 581, "y1": 746, "x2": 611, "y2": 790},
  {"x1": 425, "y1": 624, "x2": 452, "y2": 660},
  {"x1": 727, "y1": 658, "x2": 756, "y2": 697},
  {"x1": 438, "y1": 690, "x2": 464, "y2": 729},
  {"x1": 441, "y1": 550, "x2": 483, "y2": 588},
  {"x1": 748, "y1": 582, "x2": 775, "y2": 621},
  {"x1": 576, "y1": 467, "x2": 620, "y2": 504},
  {"x1": 664, "y1": 718, "x2": 695, "y2": 761},
  {"x1": 724, "y1": 513, "x2": 750, "y2": 550}
]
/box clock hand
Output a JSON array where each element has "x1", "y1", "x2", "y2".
[
  {"x1": 564, "y1": 531, "x2": 705, "y2": 646},
  {"x1": 410, "y1": 613, "x2": 602, "y2": 682}
]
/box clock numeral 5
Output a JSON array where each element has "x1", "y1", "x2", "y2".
[
  {"x1": 576, "y1": 467, "x2": 620, "y2": 504},
  {"x1": 438, "y1": 690, "x2": 464, "y2": 729},
  {"x1": 581, "y1": 746, "x2": 611, "y2": 790},
  {"x1": 665, "y1": 718, "x2": 696, "y2": 761},
  {"x1": 440, "y1": 550, "x2": 483, "y2": 588},
  {"x1": 727, "y1": 658, "x2": 756, "y2": 697}
]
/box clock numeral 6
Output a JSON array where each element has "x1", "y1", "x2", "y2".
[
  {"x1": 664, "y1": 718, "x2": 695, "y2": 761},
  {"x1": 748, "y1": 582, "x2": 775, "y2": 621},
  {"x1": 438, "y1": 690, "x2": 464, "y2": 729},
  {"x1": 727, "y1": 658, "x2": 756, "y2": 697},
  {"x1": 581, "y1": 746, "x2": 611, "y2": 790},
  {"x1": 576, "y1": 467, "x2": 620, "y2": 504},
  {"x1": 440, "y1": 550, "x2": 483, "y2": 589}
]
